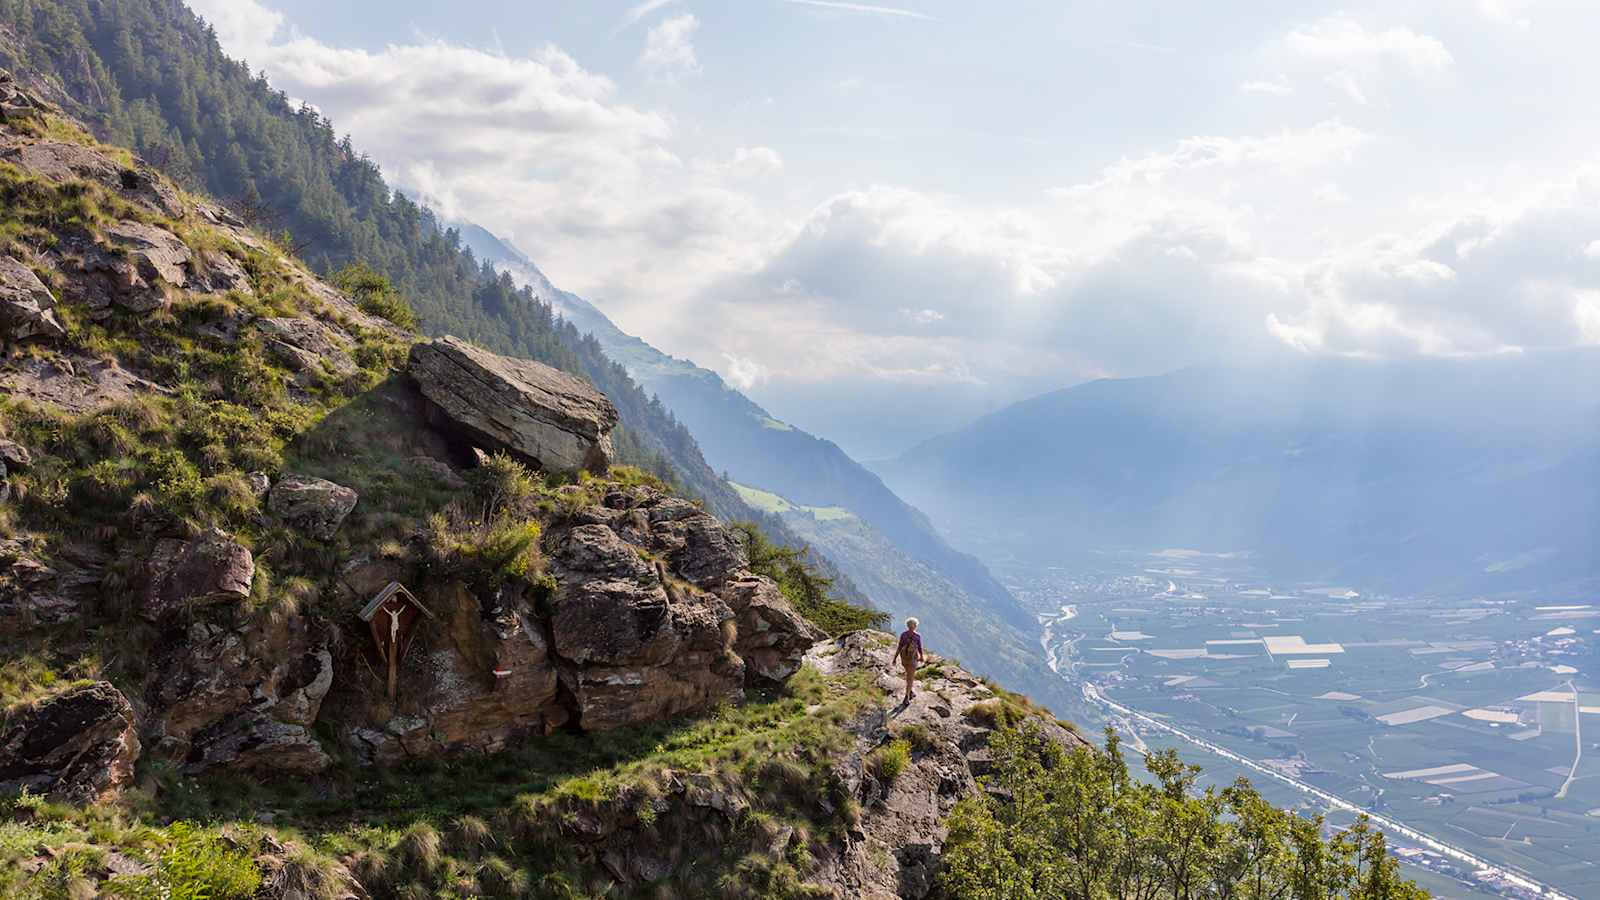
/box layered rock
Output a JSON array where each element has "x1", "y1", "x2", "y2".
[
  {"x1": 256, "y1": 316, "x2": 359, "y2": 385},
  {"x1": 0, "y1": 682, "x2": 141, "y2": 803},
  {"x1": 0, "y1": 538, "x2": 93, "y2": 631},
  {"x1": 0, "y1": 352, "x2": 170, "y2": 415},
  {"x1": 0, "y1": 255, "x2": 66, "y2": 341},
  {"x1": 409, "y1": 336, "x2": 618, "y2": 474},
  {"x1": 548, "y1": 523, "x2": 744, "y2": 730},
  {"x1": 145, "y1": 614, "x2": 334, "y2": 775},
  {"x1": 269, "y1": 474, "x2": 358, "y2": 540}
]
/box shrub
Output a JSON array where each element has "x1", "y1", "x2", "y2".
[
  {"x1": 334, "y1": 261, "x2": 419, "y2": 331},
  {"x1": 869, "y1": 739, "x2": 912, "y2": 783}
]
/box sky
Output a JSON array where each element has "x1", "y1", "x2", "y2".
[{"x1": 187, "y1": 0, "x2": 1600, "y2": 458}]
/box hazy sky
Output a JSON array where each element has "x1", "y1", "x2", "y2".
[{"x1": 189, "y1": 0, "x2": 1600, "y2": 457}]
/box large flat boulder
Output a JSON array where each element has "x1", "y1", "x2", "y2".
[
  {"x1": 0, "y1": 682, "x2": 141, "y2": 803},
  {"x1": 408, "y1": 336, "x2": 618, "y2": 474}
]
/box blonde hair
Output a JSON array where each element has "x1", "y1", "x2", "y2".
[{"x1": 905, "y1": 617, "x2": 919, "y2": 630}]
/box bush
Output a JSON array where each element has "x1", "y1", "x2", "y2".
[
  {"x1": 334, "y1": 261, "x2": 418, "y2": 331},
  {"x1": 731, "y1": 522, "x2": 887, "y2": 636},
  {"x1": 869, "y1": 739, "x2": 912, "y2": 783}
]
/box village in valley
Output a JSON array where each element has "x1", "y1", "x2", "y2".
[{"x1": 999, "y1": 551, "x2": 1600, "y2": 899}]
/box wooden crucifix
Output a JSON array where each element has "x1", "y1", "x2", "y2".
[{"x1": 358, "y1": 582, "x2": 435, "y2": 702}]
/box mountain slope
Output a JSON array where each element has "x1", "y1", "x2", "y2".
[
  {"x1": 0, "y1": 0, "x2": 890, "y2": 611},
  {"x1": 879, "y1": 351, "x2": 1600, "y2": 593}
]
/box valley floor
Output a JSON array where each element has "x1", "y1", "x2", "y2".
[{"x1": 1000, "y1": 552, "x2": 1598, "y2": 900}]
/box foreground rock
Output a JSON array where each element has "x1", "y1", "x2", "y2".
[
  {"x1": 0, "y1": 255, "x2": 66, "y2": 341},
  {"x1": 0, "y1": 682, "x2": 141, "y2": 803},
  {"x1": 719, "y1": 574, "x2": 824, "y2": 682},
  {"x1": 269, "y1": 474, "x2": 358, "y2": 540},
  {"x1": 145, "y1": 612, "x2": 334, "y2": 775},
  {"x1": 548, "y1": 523, "x2": 744, "y2": 730},
  {"x1": 409, "y1": 336, "x2": 619, "y2": 474}
]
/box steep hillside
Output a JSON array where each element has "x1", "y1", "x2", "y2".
[
  {"x1": 0, "y1": 0, "x2": 729, "y2": 522},
  {"x1": 880, "y1": 353, "x2": 1600, "y2": 592}
]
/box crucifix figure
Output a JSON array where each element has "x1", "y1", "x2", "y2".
[{"x1": 385, "y1": 605, "x2": 403, "y2": 702}]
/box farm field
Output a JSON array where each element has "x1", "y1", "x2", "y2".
[{"x1": 1002, "y1": 551, "x2": 1600, "y2": 899}]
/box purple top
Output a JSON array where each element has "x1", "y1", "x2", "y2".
[{"x1": 897, "y1": 629, "x2": 923, "y2": 664}]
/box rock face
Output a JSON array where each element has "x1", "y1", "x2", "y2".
[
  {"x1": 0, "y1": 352, "x2": 169, "y2": 415},
  {"x1": 0, "y1": 255, "x2": 66, "y2": 340},
  {"x1": 548, "y1": 523, "x2": 744, "y2": 731},
  {"x1": 718, "y1": 574, "x2": 824, "y2": 682},
  {"x1": 327, "y1": 483, "x2": 822, "y2": 760},
  {"x1": 0, "y1": 682, "x2": 141, "y2": 803},
  {"x1": 336, "y1": 581, "x2": 568, "y2": 765},
  {"x1": 142, "y1": 528, "x2": 255, "y2": 619},
  {"x1": 0, "y1": 538, "x2": 94, "y2": 631},
  {"x1": 269, "y1": 474, "x2": 358, "y2": 540},
  {"x1": 408, "y1": 336, "x2": 619, "y2": 474},
  {"x1": 0, "y1": 69, "x2": 43, "y2": 123},
  {"x1": 145, "y1": 613, "x2": 334, "y2": 775}
]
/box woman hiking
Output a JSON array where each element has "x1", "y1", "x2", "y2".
[{"x1": 895, "y1": 617, "x2": 925, "y2": 705}]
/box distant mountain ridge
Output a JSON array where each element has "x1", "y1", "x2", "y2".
[{"x1": 878, "y1": 351, "x2": 1600, "y2": 594}]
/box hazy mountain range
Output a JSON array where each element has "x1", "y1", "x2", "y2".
[{"x1": 878, "y1": 350, "x2": 1600, "y2": 594}]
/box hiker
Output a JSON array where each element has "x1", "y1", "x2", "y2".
[{"x1": 896, "y1": 617, "x2": 925, "y2": 704}]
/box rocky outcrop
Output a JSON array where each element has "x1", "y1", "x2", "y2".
[
  {"x1": 0, "y1": 255, "x2": 65, "y2": 341},
  {"x1": 548, "y1": 523, "x2": 744, "y2": 731},
  {"x1": 408, "y1": 336, "x2": 619, "y2": 474},
  {"x1": 269, "y1": 474, "x2": 358, "y2": 540},
  {"x1": 718, "y1": 574, "x2": 824, "y2": 682},
  {"x1": 142, "y1": 528, "x2": 255, "y2": 619},
  {"x1": 0, "y1": 352, "x2": 170, "y2": 414},
  {"x1": 0, "y1": 538, "x2": 96, "y2": 631},
  {"x1": 256, "y1": 316, "x2": 359, "y2": 384},
  {"x1": 145, "y1": 614, "x2": 334, "y2": 775},
  {"x1": 806, "y1": 632, "x2": 1090, "y2": 899},
  {"x1": 0, "y1": 69, "x2": 44, "y2": 123},
  {"x1": 0, "y1": 682, "x2": 141, "y2": 803}
]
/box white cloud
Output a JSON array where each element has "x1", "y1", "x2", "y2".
[
  {"x1": 640, "y1": 13, "x2": 701, "y2": 80},
  {"x1": 1240, "y1": 76, "x2": 1294, "y2": 96},
  {"x1": 721, "y1": 352, "x2": 770, "y2": 389},
  {"x1": 1258, "y1": 14, "x2": 1453, "y2": 107},
  {"x1": 1478, "y1": 0, "x2": 1534, "y2": 29},
  {"x1": 187, "y1": 0, "x2": 284, "y2": 57},
  {"x1": 1283, "y1": 16, "x2": 1453, "y2": 73}
]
